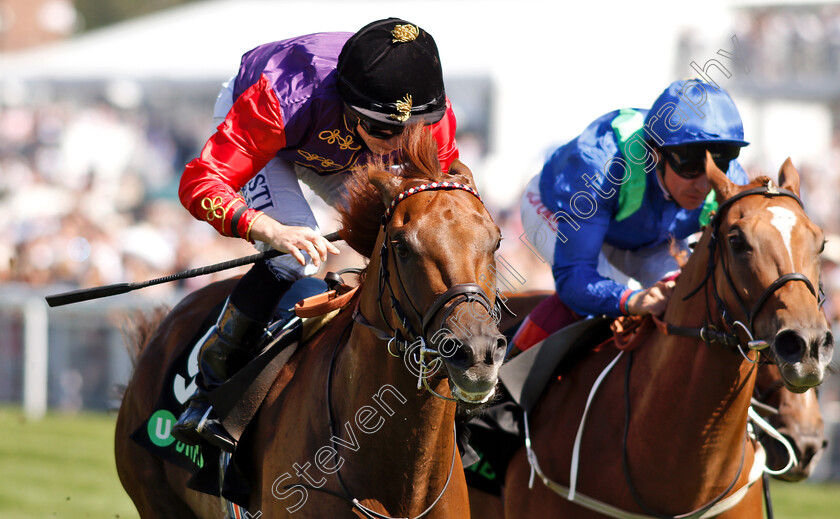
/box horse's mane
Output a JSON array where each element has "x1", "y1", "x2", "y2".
[{"x1": 337, "y1": 123, "x2": 447, "y2": 258}]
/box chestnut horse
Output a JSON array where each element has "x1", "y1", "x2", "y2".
[
  {"x1": 498, "y1": 156, "x2": 833, "y2": 518},
  {"x1": 115, "y1": 126, "x2": 508, "y2": 518},
  {"x1": 468, "y1": 300, "x2": 828, "y2": 518}
]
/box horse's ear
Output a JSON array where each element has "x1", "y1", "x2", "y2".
[
  {"x1": 449, "y1": 159, "x2": 477, "y2": 188},
  {"x1": 706, "y1": 150, "x2": 738, "y2": 201},
  {"x1": 368, "y1": 167, "x2": 403, "y2": 206},
  {"x1": 778, "y1": 157, "x2": 801, "y2": 197}
]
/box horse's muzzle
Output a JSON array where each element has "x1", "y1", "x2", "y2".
[
  {"x1": 772, "y1": 327, "x2": 834, "y2": 391},
  {"x1": 441, "y1": 331, "x2": 507, "y2": 402}
]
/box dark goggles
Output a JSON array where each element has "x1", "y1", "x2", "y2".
[
  {"x1": 663, "y1": 145, "x2": 740, "y2": 179},
  {"x1": 357, "y1": 117, "x2": 403, "y2": 140}
]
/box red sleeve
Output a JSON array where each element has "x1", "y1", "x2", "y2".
[
  {"x1": 429, "y1": 97, "x2": 459, "y2": 173},
  {"x1": 179, "y1": 74, "x2": 287, "y2": 240}
]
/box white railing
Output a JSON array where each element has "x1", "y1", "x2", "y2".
[
  {"x1": 0, "y1": 284, "x2": 184, "y2": 419},
  {"x1": 0, "y1": 284, "x2": 838, "y2": 481}
]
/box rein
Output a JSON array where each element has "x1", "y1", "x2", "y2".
[
  {"x1": 660, "y1": 183, "x2": 822, "y2": 355},
  {"x1": 619, "y1": 183, "x2": 816, "y2": 517},
  {"x1": 620, "y1": 351, "x2": 755, "y2": 519},
  {"x1": 300, "y1": 180, "x2": 502, "y2": 518},
  {"x1": 354, "y1": 181, "x2": 513, "y2": 398},
  {"x1": 296, "y1": 309, "x2": 459, "y2": 519},
  {"x1": 523, "y1": 182, "x2": 819, "y2": 518}
]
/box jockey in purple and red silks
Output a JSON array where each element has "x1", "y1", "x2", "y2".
[
  {"x1": 173, "y1": 18, "x2": 460, "y2": 451},
  {"x1": 514, "y1": 80, "x2": 751, "y2": 353}
]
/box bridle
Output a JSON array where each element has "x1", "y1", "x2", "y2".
[
  {"x1": 657, "y1": 181, "x2": 823, "y2": 357},
  {"x1": 621, "y1": 182, "x2": 823, "y2": 518},
  {"x1": 353, "y1": 180, "x2": 513, "y2": 395},
  {"x1": 301, "y1": 180, "x2": 510, "y2": 519}
]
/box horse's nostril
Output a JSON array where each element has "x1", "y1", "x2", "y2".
[
  {"x1": 774, "y1": 330, "x2": 806, "y2": 364},
  {"x1": 496, "y1": 336, "x2": 508, "y2": 352},
  {"x1": 445, "y1": 344, "x2": 472, "y2": 368},
  {"x1": 484, "y1": 350, "x2": 495, "y2": 365},
  {"x1": 819, "y1": 331, "x2": 834, "y2": 358},
  {"x1": 801, "y1": 445, "x2": 816, "y2": 465}
]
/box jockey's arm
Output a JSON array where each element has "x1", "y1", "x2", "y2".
[
  {"x1": 178, "y1": 77, "x2": 339, "y2": 263},
  {"x1": 179, "y1": 76, "x2": 285, "y2": 241},
  {"x1": 428, "y1": 98, "x2": 459, "y2": 173},
  {"x1": 549, "y1": 186, "x2": 637, "y2": 318}
]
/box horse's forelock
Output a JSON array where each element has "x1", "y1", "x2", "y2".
[
  {"x1": 750, "y1": 175, "x2": 773, "y2": 188},
  {"x1": 397, "y1": 123, "x2": 444, "y2": 182},
  {"x1": 338, "y1": 124, "x2": 446, "y2": 258}
]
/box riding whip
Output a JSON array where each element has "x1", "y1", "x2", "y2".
[{"x1": 45, "y1": 231, "x2": 342, "y2": 307}]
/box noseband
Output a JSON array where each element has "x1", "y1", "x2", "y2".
[{"x1": 671, "y1": 182, "x2": 824, "y2": 354}]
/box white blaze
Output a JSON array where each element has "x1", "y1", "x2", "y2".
[{"x1": 768, "y1": 206, "x2": 797, "y2": 267}]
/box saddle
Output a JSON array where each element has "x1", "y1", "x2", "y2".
[
  {"x1": 130, "y1": 272, "x2": 359, "y2": 505},
  {"x1": 463, "y1": 314, "x2": 651, "y2": 496}
]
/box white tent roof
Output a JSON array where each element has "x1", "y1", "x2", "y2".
[
  {"x1": 0, "y1": 0, "x2": 746, "y2": 206},
  {"x1": 0, "y1": 0, "x2": 736, "y2": 82}
]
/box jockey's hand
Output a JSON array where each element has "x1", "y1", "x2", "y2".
[
  {"x1": 627, "y1": 280, "x2": 676, "y2": 317},
  {"x1": 249, "y1": 216, "x2": 340, "y2": 267}
]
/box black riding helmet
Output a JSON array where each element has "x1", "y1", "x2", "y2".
[{"x1": 337, "y1": 18, "x2": 447, "y2": 130}]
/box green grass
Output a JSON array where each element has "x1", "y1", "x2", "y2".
[
  {"x1": 768, "y1": 479, "x2": 840, "y2": 519},
  {"x1": 1, "y1": 406, "x2": 839, "y2": 518},
  {"x1": 0, "y1": 407, "x2": 138, "y2": 519}
]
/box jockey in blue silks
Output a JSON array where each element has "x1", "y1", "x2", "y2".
[{"x1": 514, "y1": 79, "x2": 750, "y2": 352}]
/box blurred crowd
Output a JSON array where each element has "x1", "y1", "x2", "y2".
[
  {"x1": 0, "y1": 95, "x2": 259, "y2": 301},
  {"x1": 0, "y1": 90, "x2": 553, "y2": 304},
  {"x1": 676, "y1": 5, "x2": 840, "y2": 84},
  {"x1": 737, "y1": 5, "x2": 840, "y2": 83},
  {"x1": 0, "y1": 87, "x2": 838, "y2": 308}
]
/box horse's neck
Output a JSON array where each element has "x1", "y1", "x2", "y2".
[
  {"x1": 636, "y1": 238, "x2": 756, "y2": 470},
  {"x1": 329, "y1": 314, "x2": 458, "y2": 513}
]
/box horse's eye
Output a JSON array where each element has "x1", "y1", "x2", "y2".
[
  {"x1": 728, "y1": 233, "x2": 747, "y2": 253},
  {"x1": 394, "y1": 242, "x2": 410, "y2": 258},
  {"x1": 494, "y1": 238, "x2": 502, "y2": 252},
  {"x1": 820, "y1": 239, "x2": 826, "y2": 254}
]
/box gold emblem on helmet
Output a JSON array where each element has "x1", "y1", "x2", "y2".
[
  {"x1": 391, "y1": 24, "x2": 419, "y2": 43},
  {"x1": 391, "y1": 94, "x2": 413, "y2": 122}
]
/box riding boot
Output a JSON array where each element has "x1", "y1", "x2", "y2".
[{"x1": 171, "y1": 298, "x2": 267, "y2": 452}]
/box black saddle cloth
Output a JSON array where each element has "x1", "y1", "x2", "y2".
[{"x1": 130, "y1": 277, "x2": 330, "y2": 505}]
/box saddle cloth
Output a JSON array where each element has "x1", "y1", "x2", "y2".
[{"x1": 130, "y1": 275, "x2": 356, "y2": 505}]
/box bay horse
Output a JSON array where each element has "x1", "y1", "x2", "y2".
[
  {"x1": 499, "y1": 156, "x2": 833, "y2": 518},
  {"x1": 115, "y1": 125, "x2": 508, "y2": 518}
]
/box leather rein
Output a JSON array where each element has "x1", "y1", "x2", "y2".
[
  {"x1": 622, "y1": 183, "x2": 822, "y2": 518},
  {"x1": 307, "y1": 180, "x2": 510, "y2": 519},
  {"x1": 654, "y1": 182, "x2": 823, "y2": 356},
  {"x1": 353, "y1": 180, "x2": 514, "y2": 394}
]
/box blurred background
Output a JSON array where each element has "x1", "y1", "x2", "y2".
[{"x1": 1, "y1": 0, "x2": 839, "y2": 516}]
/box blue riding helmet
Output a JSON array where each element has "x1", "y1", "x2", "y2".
[{"x1": 645, "y1": 79, "x2": 749, "y2": 149}]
